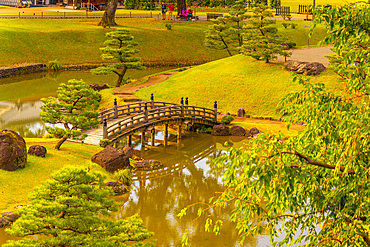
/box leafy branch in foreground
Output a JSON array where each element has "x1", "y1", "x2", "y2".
[{"x1": 180, "y1": 2, "x2": 370, "y2": 246}]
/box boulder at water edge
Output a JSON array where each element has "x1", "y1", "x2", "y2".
[
  {"x1": 0, "y1": 130, "x2": 27, "y2": 171},
  {"x1": 230, "y1": 126, "x2": 246, "y2": 136},
  {"x1": 122, "y1": 146, "x2": 134, "y2": 159},
  {"x1": 91, "y1": 145, "x2": 130, "y2": 173},
  {"x1": 0, "y1": 217, "x2": 9, "y2": 227},
  {"x1": 28, "y1": 145, "x2": 47, "y2": 157},
  {"x1": 1, "y1": 212, "x2": 20, "y2": 222},
  {"x1": 105, "y1": 181, "x2": 128, "y2": 195},
  {"x1": 212, "y1": 124, "x2": 230, "y2": 136}
]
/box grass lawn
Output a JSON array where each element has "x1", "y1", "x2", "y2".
[
  {"x1": 0, "y1": 138, "x2": 109, "y2": 212},
  {"x1": 135, "y1": 54, "x2": 343, "y2": 118},
  {"x1": 0, "y1": 16, "x2": 328, "y2": 67},
  {"x1": 0, "y1": 18, "x2": 226, "y2": 67}
]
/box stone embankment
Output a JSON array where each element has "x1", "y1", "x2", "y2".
[{"x1": 0, "y1": 64, "x2": 46, "y2": 78}]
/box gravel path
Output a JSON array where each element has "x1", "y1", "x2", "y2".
[{"x1": 277, "y1": 46, "x2": 335, "y2": 67}]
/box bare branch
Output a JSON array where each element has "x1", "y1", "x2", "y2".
[{"x1": 282, "y1": 151, "x2": 355, "y2": 175}]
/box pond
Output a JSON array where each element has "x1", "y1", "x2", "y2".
[
  {"x1": 0, "y1": 67, "x2": 177, "y2": 138},
  {"x1": 0, "y1": 69, "x2": 273, "y2": 246}
]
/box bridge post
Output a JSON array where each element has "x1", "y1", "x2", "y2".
[
  {"x1": 103, "y1": 119, "x2": 108, "y2": 139},
  {"x1": 127, "y1": 135, "x2": 132, "y2": 147},
  {"x1": 185, "y1": 97, "x2": 188, "y2": 115},
  {"x1": 150, "y1": 128, "x2": 155, "y2": 146},
  {"x1": 181, "y1": 97, "x2": 184, "y2": 117},
  {"x1": 177, "y1": 124, "x2": 182, "y2": 140},
  {"x1": 114, "y1": 98, "x2": 118, "y2": 119},
  {"x1": 145, "y1": 103, "x2": 148, "y2": 122},
  {"x1": 141, "y1": 131, "x2": 146, "y2": 151},
  {"x1": 164, "y1": 124, "x2": 168, "y2": 147},
  {"x1": 151, "y1": 93, "x2": 154, "y2": 109},
  {"x1": 214, "y1": 101, "x2": 218, "y2": 123}
]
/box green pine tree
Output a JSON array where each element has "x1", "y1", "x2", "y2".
[
  {"x1": 3, "y1": 166, "x2": 154, "y2": 247},
  {"x1": 204, "y1": 0, "x2": 249, "y2": 56},
  {"x1": 241, "y1": 4, "x2": 290, "y2": 63},
  {"x1": 91, "y1": 28, "x2": 145, "y2": 88},
  {"x1": 39, "y1": 79, "x2": 100, "y2": 150}
]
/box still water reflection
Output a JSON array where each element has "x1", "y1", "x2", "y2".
[{"x1": 0, "y1": 131, "x2": 271, "y2": 246}]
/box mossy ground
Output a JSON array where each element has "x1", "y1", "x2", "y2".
[{"x1": 0, "y1": 139, "x2": 108, "y2": 212}]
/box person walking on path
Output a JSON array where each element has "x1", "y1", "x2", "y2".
[
  {"x1": 168, "y1": 2, "x2": 174, "y2": 20},
  {"x1": 161, "y1": 2, "x2": 167, "y2": 20}
]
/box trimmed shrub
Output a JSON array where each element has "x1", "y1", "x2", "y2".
[
  {"x1": 99, "y1": 139, "x2": 112, "y2": 148},
  {"x1": 221, "y1": 115, "x2": 234, "y2": 125},
  {"x1": 282, "y1": 22, "x2": 289, "y2": 29}
]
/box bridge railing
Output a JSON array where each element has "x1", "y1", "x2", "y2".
[
  {"x1": 97, "y1": 100, "x2": 178, "y2": 123},
  {"x1": 104, "y1": 103, "x2": 218, "y2": 140},
  {"x1": 105, "y1": 105, "x2": 183, "y2": 139}
]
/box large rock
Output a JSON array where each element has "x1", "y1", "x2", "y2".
[
  {"x1": 212, "y1": 124, "x2": 230, "y2": 136},
  {"x1": 237, "y1": 108, "x2": 245, "y2": 117},
  {"x1": 105, "y1": 181, "x2": 128, "y2": 195},
  {"x1": 0, "y1": 217, "x2": 9, "y2": 227},
  {"x1": 121, "y1": 147, "x2": 134, "y2": 159},
  {"x1": 91, "y1": 145, "x2": 130, "y2": 173},
  {"x1": 284, "y1": 60, "x2": 326, "y2": 76},
  {"x1": 0, "y1": 130, "x2": 27, "y2": 171},
  {"x1": 133, "y1": 160, "x2": 162, "y2": 169},
  {"x1": 1, "y1": 212, "x2": 20, "y2": 222},
  {"x1": 249, "y1": 127, "x2": 260, "y2": 137},
  {"x1": 230, "y1": 126, "x2": 246, "y2": 136},
  {"x1": 89, "y1": 83, "x2": 110, "y2": 91},
  {"x1": 28, "y1": 145, "x2": 47, "y2": 157}
]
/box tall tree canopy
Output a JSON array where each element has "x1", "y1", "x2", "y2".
[
  {"x1": 91, "y1": 28, "x2": 145, "y2": 88},
  {"x1": 204, "y1": 0, "x2": 248, "y2": 56},
  {"x1": 241, "y1": 4, "x2": 290, "y2": 63},
  {"x1": 180, "y1": 2, "x2": 370, "y2": 246},
  {"x1": 3, "y1": 166, "x2": 154, "y2": 247},
  {"x1": 40, "y1": 79, "x2": 100, "y2": 150}
]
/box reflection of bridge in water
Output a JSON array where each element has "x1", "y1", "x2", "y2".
[
  {"x1": 132, "y1": 133, "x2": 218, "y2": 183},
  {"x1": 84, "y1": 95, "x2": 218, "y2": 146}
]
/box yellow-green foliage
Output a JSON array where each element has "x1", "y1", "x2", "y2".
[
  {"x1": 231, "y1": 121, "x2": 302, "y2": 138},
  {"x1": 113, "y1": 169, "x2": 133, "y2": 186},
  {"x1": 135, "y1": 55, "x2": 342, "y2": 117},
  {"x1": 0, "y1": 139, "x2": 111, "y2": 212},
  {"x1": 98, "y1": 88, "x2": 125, "y2": 111}
]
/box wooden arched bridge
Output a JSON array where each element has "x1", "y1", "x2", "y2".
[{"x1": 83, "y1": 95, "x2": 218, "y2": 146}]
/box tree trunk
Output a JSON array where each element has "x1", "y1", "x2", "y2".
[
  {"x1": 54, "y1": 136, "x2": 68, "y2": 150},
  {"x1": 98, "y1": 0, "x2": 118, "y2": 26},
  {"x1": 176, "y1": 0, "x2": 186, "y2": 16},
  {"x1": 115, "y1": 67, "x2": 127, "y2": 87}
]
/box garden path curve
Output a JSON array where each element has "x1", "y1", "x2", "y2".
[{"x1": 277, "y1": 46, "x2": 335, "y2": 67}]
